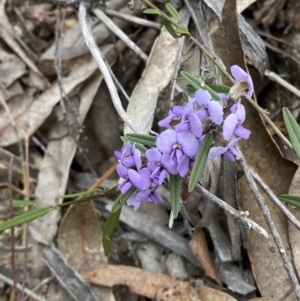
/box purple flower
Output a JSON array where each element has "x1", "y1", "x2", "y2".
[
  {"x1": 158, "y1": 106, "x2": 185, "y2": 129},
  {"x1": 114, "y1": 142, "x2": 141, "y2": 169},
  {"x1": 223, "y1": 103, "x2": 251, "y2": 140},
  {"x1": 127, "y1": 187, "x2": 162, "y2": 210},
  {"x1": 194, "y1": 89, "x2": 224, "y2": 125},
  {"x1": 156, "y1": 129, "x2": 199, "y2": 177},
  {"x1": 208, "y1": 138, "x2": 241, "y2": 161},
  {"x1": 231, "y1": 65, "x2": 254, "y2": 98},
  {"x1": 146, "y1": 148, "x2": 177, "y2": 185},
  {"x1": 116, "y1": 163, "x2": 151, "y2": 194}
]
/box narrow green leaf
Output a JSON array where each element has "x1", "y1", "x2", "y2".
[
  {"x1": 206, "y1": 84, "x2": 230, "y2": 94},
  {"x1": 279, "y1": 194, "x2": 300, "y2": 208},
  {"x1": 102, "y1": 207, "x2": 122, "y2": 256},
  {"x1": 175, "y1": 26, "x2": 189, "y2": 35},
  {"x1": 0, "y1": 207, "x2": 50, "y2": 232},
  {"x1": 57, "y1": 189, "x2": 98, "y2": 199},
  {"x1": 143, "y1": 8, "x2": 160, "y2": 14},
  {"x1": 125, "y1": 133, "x2": 157, "y2": 147},
  {"x1": 188, "y1": 133, "x2": 213, "y2": 192},
  {"x1": 283, "y1": 107, "x2": 300, "y2": 159},
  {"x1": 120, "y1": 137, "x2": 148, "y2": 153},
  {"x1": 165, "y1": 3, "x2": 180, "y2": 20},
  {"x1": 111, "y1": 187, "x2": 136, "y2": 213},
  {"x1": 169, "y1": 174, "x2": 181, "y2": 218},
  {"x1": 11, "y1": 200, "x2": 35, "y2": 207},
  {"x1": 163, "y1": 18, "x2": 179, "y2": 39},
  {"x1": 181, "y1": 71, "x2": 221, "y2": 100}
]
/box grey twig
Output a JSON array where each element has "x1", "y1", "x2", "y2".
[
  {"x1": 265, "y1": 69, "x2": 300, "y2": 98},
  {"x1": 78, "y1": 2, "x2": 138, "y2": 132},
  {"x1": 104, "y1": 8, "x2": 161, "y2": 30},
  {"x1": 252, "y1": 169, "x2": 300, "y2": 231},
  {"x1": 93, "y1": 8, "x2": 148, "y2": 62},
  {"x1": 238, "y1": 153, "x2": 300, "y2": 300},
  {"x1": 0, "y1": 272, "x2": 49, "y2": 301},
  {"x1": 195, "y1": 183, "x2": 269, "y2": 238}
]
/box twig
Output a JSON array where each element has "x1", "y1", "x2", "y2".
[
  {"x1": 238, "y1": 153, "x2": 300, "y2": 300},
  {"x1": 8, "y1": 156, "x2": 17, "y2": 299},
  {"x1": 265, "y1": 69, "x2": 300, "y2": 98},
  {"x1": 0, "y1": 272, "x2": 49, "y2": 301},
  {"x1": 195, "y1": 183, "x2": 269, "y2": 238},
  {"x1": 104, "y1": 8, "x2": 161, "y2": 30},
  {"x1": 78, "y1": 2, "x2": 138, "y2": 132},
  {"x1": 93, "y1": 8, "x2": 148, "y2": 61},
  {"x1": 252, "y1": 169, "x2": 300, "y2": 231}
]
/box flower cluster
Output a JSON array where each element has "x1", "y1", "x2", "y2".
[{"x1": 115, "y1": 65, "x2": 253, "y2": 210}]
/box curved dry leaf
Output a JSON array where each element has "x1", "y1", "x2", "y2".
[
  {"x1": 197, "y1": 284, "x2": 237, "y2": 301},
  {"x1": 124, "y1": 27, "x2": 178, "y2": 135},
  {"x1": 58, "y1": 202, "x2": 115, "y2": 301},
  {"x1": 0, "y1": 53, "x2": 98, "y2": 147},
  {"x1": 189, "y1": 228, "x2": 222, "y2": 286}
]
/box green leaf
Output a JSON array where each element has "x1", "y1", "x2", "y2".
[
  {"x1": 279, "y1": 194, "x2": 300, "y2": 208},
  {"x1": 120, "y1": 137, "x2": 148, "y2": 153},
  {"x1": 283, "y1": 107, "x2": 300, "y2": 159},
  {"x1": 188, "y1": 133, "x2": 213, "y2": 192},
  {"x1": 102, "y1": 207, "x2": 122, "y2": 256},
  {"x1": 169, "y1": 174, "x2": 181, "y2": 218},
  {"x1": 165, "y1": 3, "x2": 180, "y2": 20},
  {"x1": 0, "y1": 207, "x2": 50, "y2": 232},
  {"x1": 125, "y1": 133, "x2": 157, "y2": 147},
  {"x1": 111, "y1": 187, "x2": 136, "y2": 213},
  {"x1": 143, "y1": 8, "x2": 160, "y2": 14},
  {"x1": 181, "y1": 71, "x2": 221, "y2": 100},
  {"x1": 11, "y1": 200, "x2": 35, "y2": 207},
  {"x1": 175, "y1": 26, "x2": 189, "y2": 35},
  {"x1": 163, "y1": 18, "x2": 179, "y2": 39},
  {"x1": 206, "y1": 84, "x2": 230, "y2": 94},
  {"x1": 57, "y1": 189, "x2": 98, "y2": 199}
]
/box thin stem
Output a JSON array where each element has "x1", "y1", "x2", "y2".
[{"x1": 141, "y1": 0, "x2": 292, "y2": 150}]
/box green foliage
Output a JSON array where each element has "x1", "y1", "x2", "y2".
[
  {"x1": 181, "y1": 71, "x2": 221, "y2": 100},
  {"x1": 169, "y1": 174, "x2": 181, "y2": 218},
  {"x1": 143, "y1": 8, "x2": 160, "y2": 14},
  {"x1": 163, "y1": 18, "x2": 179, "y2": 39},
  {"x1": 120, "y1": 136, "x2": 148, "y2": 153},
  {"x1": 102, "y1": 207, "x2": 122, "y2": 256},
  {"x1": 56, "y1": 189, "x2": 98, "y2": 199},
  {"x1": 279, "y1": 194, "x2": 300, "y2": 208},
  {"x1": 282, "y1": 107, "x2": 300, "y2": 159},
  {"x1": 0, "y1": 207, "x2": 50, "y2": 233},
  {"x1": 9, "y1": 200, "x2": 35, "y2": 207},
  {"x1": 188, "y1": 133, "x2": 213, "y2": 192},
  {"x1": 175, "y1": 26, "x2": 189, "y2": 35},
  {"x1": 165, "y1": 3, "x2": 180, "y2": 20},
  {"x1": 125, "y1": 133, "x2": 157, "y2": 148},
  {"x1": 111, "y1": 187, "x2": 136, "y2": 213}
]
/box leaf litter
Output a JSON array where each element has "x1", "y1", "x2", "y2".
[{"x1": 0, "y1": 0, "x2": 300, "y2": 301}]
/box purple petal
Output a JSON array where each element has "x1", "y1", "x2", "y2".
[
  {"x1": 156, "y1": 129, "x2": 177, "y2": 154},
  {"x1": 224, "y1": 151, "x2": 235, "y2": 161},
  {"x1": 114, "y1": 150, "x2": 122, "y2": 160},
  {"x1": 230, "y1": 65, "x2": 254, "y2": 98},
  {"x1": 177, "y1": 132, "x2": 199, "y2": 157},
  {"x1": 133, "y1": 148, "x2": 142, "y2": 170},
  {"x1": 161, "y1": 154, "x2": 178, "y2": 175},
  {"x1": 121, "y1": 157, "x2": 135, "y2": 167},
  {"x1": 127, "y1": 190, "x2": 142, "y2": 210},
  {"x1": 118, "y1": 180, "x2": 132, "y2": 194},
  {"x1": 208, "y1": 146, "x2": 227, "y2": 159},
  {"x1": 116, "y1": 164, "x2": 128, "y2": 178},
  {"x1": 208, "y1": 101, "x2": 224, "y2": 125},
  {"x1": 234, "y1": 125, "x2": 251, "y2": 139},
  {"x1": 177, "y1": 154, "x2": 190, "y2": 177},
  {"x1": 148, "y1": 190, "x2": 162, "y2": 205},
  {"x1": 236, "y1": 103, "x2": 246, "y2": 123},
  {"x1": 128, "y1": 169, "x2": 151, "y2": 190},
  {"x1": 158, "y1": 169, "x2": 167, "y2": 185},
  {"x1": 190, "y1": 113, "x2": 202, "y2": 138},
  {"x1": 223, "y1": 114, "x2": 238, "y2": 140},
  {"x1": 175, "y1": 122, "x2": 190, "y2": 133},
  {"x1": 197, "y1": 108, "x2": 209, "y2": 120},
  {"x1": 195, "y1": 89, "x2": 211, "y2": 106},
  {"x1": 146, "y1": 148, "x2": 162, "y2": 163}
]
